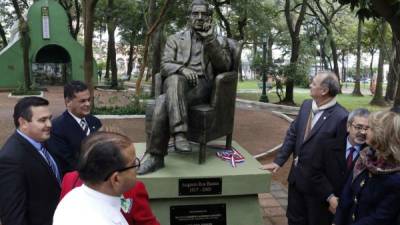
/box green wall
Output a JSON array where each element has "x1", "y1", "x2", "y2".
[{"x1": 0, "y1": 0, "x2": 96, "y2": 89}]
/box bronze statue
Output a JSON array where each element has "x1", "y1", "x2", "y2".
[{"x1": 138, "y1": 0, "x2": 234, "y2": 174}]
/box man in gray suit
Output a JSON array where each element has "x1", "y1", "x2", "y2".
[{"x1": 138, "y1": 0, "x2": 232, "y2": 174}]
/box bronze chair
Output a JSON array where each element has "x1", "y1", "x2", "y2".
[{"x1": 145, "y1": 39, "x2": 240, "y2": 164}]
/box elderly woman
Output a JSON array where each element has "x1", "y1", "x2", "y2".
[{"x1": 334, "y1": 110, "x2": 400, "y2": 225}]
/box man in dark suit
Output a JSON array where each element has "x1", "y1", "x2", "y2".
[
  {"x1": 48, "y1": 81, "x2": 102, "y2": 174},
  {"x1": 262, "y1": 71, "x2": 348, "y2": 225},
  {"x1": 138, "y1": 0, "x2": 232, "y2": 174},
  {"x1": 311, "y1": 108, "x2": 370, "y2": 224},
  {"x1": 0, "y1": 97, "x2": 61, "y2": 225}
]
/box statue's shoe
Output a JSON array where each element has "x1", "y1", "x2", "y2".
[
  {"x1": 137, "y1": 154, "x2": 165, "y2": 175},
  {"x1": 174, "y1": 133, "x2": 192, "y2": 153}
]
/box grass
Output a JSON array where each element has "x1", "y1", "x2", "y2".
[
  {"x1": 237, "y1": 80, "x2": 261, "y2": 89},
  {"x1": 237, "y1": 91, "x2": 390, "y2": 112},
  {"x1": 237, "y1": 80, "x2": 386, "y2": 91},
  {"x1": 237, "y1": 80, "x2": 390, "y2": 112}
]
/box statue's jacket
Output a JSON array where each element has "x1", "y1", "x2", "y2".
[{"x1": 160, "y1": 29, "x2": 232, "y2": 81}]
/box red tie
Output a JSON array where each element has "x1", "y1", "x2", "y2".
[{"x1": 346, "y1": 147, "x2": 356, "y2": 169}]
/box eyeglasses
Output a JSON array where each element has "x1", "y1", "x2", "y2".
[
  {"x1": 103, "y1": 157, "x2": 141, "y2": 181},
  {"x1": 351, "y1": 123, "x2": 369, "y2": 132}
]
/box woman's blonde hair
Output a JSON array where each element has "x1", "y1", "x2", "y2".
[{"x1": 368, "y1": 110, "x2": 400, "y2": 163}]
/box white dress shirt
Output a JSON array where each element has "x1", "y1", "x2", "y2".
[{"x1": 53, "y1": 185, "x2": 128, "y2": 225}]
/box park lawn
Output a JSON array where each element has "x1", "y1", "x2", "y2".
[
  {"x1": 237, "y1": 91, "x2": 389, "y2": 112},
  {"x1": 237, "y1": 80, "x2": 260, "y2": 89}
]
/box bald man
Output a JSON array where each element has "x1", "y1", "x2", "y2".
[{"x1": 262, "y1": 71, "x2": 348, "y2": 225}]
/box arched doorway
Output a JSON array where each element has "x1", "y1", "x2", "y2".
[{"x1": 32, "y1": 44, "x2": 71, "y2": 85}]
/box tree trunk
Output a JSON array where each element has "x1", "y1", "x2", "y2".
[
  {"x1": 105, "y1": 47, "x2": 111, "y2": 80},
  {"x1": 107, "y1": 22, "x2": 118, "y2": 88},
  {"x1": 83, "y1": 0, "x2": 99, "y2": 102},
  {"x1": 147, "y1": 0, "x2": 157, "y2": 96},
  {"x1": 238, "y1": 62, "x2": 243, "y2": 81},
  {"x1": 385, "y1": 64, "x2": 397, "y2": 101},
  {"x1": 282, "y1": 0, "x2": 308, "y2": 105},
  {"x1": 385, "y1": 37, "x2": 398, "y2": 101},
  {"x1": 21, "y1": 21, "x2": 31, "y2": 90},
  {"x1": 328, "y1": 27, "x2": 340, "y2": 85},
  {"x1": 319, "y1": 39, "x2": 329, "y2": 70},
  {"x1": 283, "y1": 37, "x2": 300, "y2": 105},
  {"x1": 127, "y1": 35, "x2": 135, "y2": 79},
  {"x1": 135, "y1": 0, "x2": 171, "y2": 97},
  {"x1": 353, "y1": 19, "x2": 363, "y2": 96},
  {"x1": 370, "y1": 21, "x2": 387, "y2": 106},
  {"x1": 252, "y1": 37, "x2": 257, "y2": 79},
  {"x1": 11, "y1": 0, "x2": 31, "y2": 90},
  {"x1": 106, "y1": 0, "x2": 117, "y2": 88},
  {"x1": 73, "y1": 0, "x2": 80, "y2": 39},
  {"x1": 369, "y1": 51, "x2": 374, "y2": 79},
  {"x1": 341, "y1": 50, "x2": 346, "y2": 83},
  {"x1": 391, "y1": 34, "x2": 400, "y2": 112},
  {"x1": 149, "y1": 25, "x2": 163, "y2": 96},
  {"x1": 0, "y1": 22, "x2": 7, "y2": 47},
  {"x1": 212, "y1": 0, "x2": 232, "y2": 38}
]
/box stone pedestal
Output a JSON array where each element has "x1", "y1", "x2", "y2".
[{"x1": 136, "y1": 141, "x2": 271, "y2": 225}]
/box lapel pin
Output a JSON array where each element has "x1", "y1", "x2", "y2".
[{"x1": 323, "y1": 116, "x2": 326, "y2": 120}]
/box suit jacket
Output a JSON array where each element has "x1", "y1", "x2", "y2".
[
  {"x1": 48, "y1": 110, "x2": 102, "y2": 175},
  {"x1": 0, "y1": 132, "x2": 61, "y2": 225},
  {"x1": 274, "y1": 99, "x2": 348, "y2": 194},
  {"x1": 334, "y1": 165, "x2": 400, "y2": 225},
  {"x1": 311, "y1": 134, "x2": 367, "y2": 202},
  {"x1": 160, "y1": 29, "x2": 232, "y2": 80},
  {"x1": 60, "y1": 171, "x2": 160, "y2": 225}
]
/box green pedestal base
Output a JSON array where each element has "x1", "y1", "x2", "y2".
[{"x1": 136, "y1": 141, "x2": 271, "y2": 225}]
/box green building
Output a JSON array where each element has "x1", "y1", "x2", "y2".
[{"x1": 0, "y1": 0, "x2": 96, "y2": 89}]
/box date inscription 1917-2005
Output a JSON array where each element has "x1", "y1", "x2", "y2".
[{"x1": 179, "y1": 178, "x2": 222, "y2": 196}]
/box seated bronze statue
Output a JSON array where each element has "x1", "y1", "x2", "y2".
[{"x1": 138, "y1": 0, "x2": 239, "y2": 175}]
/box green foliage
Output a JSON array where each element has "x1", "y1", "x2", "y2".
[
  {"x1": 338, "y1": 0, "x2": 400, "y2": 21},
  {"x1": 97, "y1": 60, "x2": 106, "y2": 70},
  {"x1": 11, "y1": 81, "x2": 41, "y2": 96},
  {"x1": 92, "y1": 96, "x2": 146, "y2": 115},
  {"x1": 293, "y1": 63, "x2": 311, "y2": 88}
]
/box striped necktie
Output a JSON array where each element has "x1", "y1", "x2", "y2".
[
  {"x1": 80, "y1": 118, "x2": 90, "y2": 136},
  {"x1": 39, "y1": 145, "x2": 61, "y2": 184}
]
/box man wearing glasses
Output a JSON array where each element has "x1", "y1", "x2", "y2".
[
  {"x1": 53, "y1": 131, "x2": 141, "y2": 225},
  {"x1": 311, "y1": 108, "x2": 370, "y2": 224}
]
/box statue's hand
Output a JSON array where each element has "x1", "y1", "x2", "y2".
[
  {"x1": 196, "y1": 21, "x2": 215, "y2": 42},
  {"x1": 180, "y1": 67, "x2": 198, "y2": 86}
]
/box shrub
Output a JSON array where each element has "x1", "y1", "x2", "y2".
[
  {"x1": 92, "y1": 96, "x2": 146, "y2": 115},
  {"x1": 11, "y1": 82, "x2": 41, "y2": 96}
]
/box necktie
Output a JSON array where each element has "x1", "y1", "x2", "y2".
[
  {"x1": 80, "y1": 119, "x2": 90, "y2": 136},
  {"x1": 39, "y1": 145, "x2": 61, "y2": 184},
  {"x1": 304, "y1": 109, "x2": 318, "y2": 140},
  {"x1": 346, "y1": 147, "x2": 356, "y2": 169}
]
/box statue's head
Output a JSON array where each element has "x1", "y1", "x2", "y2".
[{"x1": 188, "y1": 0, "x2": 213, "y2": 31}]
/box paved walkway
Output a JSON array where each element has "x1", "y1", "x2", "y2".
[
  {"x1": 259, "y1": 182, "x2": 288, "y2": 225},
  {"x1": 0, "y1": 86, "x2": 291, "y2": 225}
]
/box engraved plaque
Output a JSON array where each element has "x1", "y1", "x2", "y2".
[
  {"x1": 170, "y1": 204, "x2": 226, "y2": 225},
  {"x1": 179, "y1": 178, "x2": 222, "y2": 196}
]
